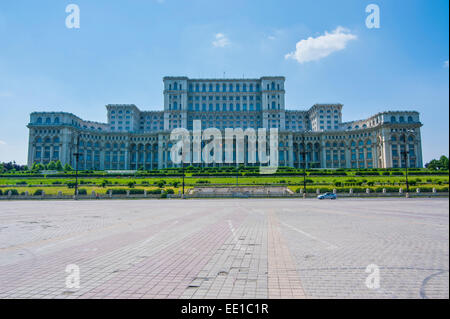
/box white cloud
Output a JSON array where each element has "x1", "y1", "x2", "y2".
[
  {"x1": 444, "y1": 60, "x2": 449, "y2": 68},
  {"x1": 212, "y1": 33, "x2": 231, "y2": 48},
  {"x1": 285, "y1": 26, "x2": 357, "y2": 64},
  {"x1": 0, "y1": 140, "x2": 6, "y2": 145}
]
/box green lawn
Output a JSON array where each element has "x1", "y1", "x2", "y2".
[{"x1": 0, "y1": 172, "x2": 448, "y2": 196}]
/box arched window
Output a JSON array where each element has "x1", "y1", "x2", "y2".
[
  {"x1": 391, "y1": 116, "x2": 396, "y2": 123},
  {"x1": 37, "y1": 117, "x2": 42, "y2": 124},
  {"x1": 45, "y1": 117, "x2": 51, "y2": 124},
  {"x1": 391, "y1": 136, "x2": 397, "y2": 142},
  {"x1": 408, "y1": 116, "x2": 413, "y2": 123},
  {"x1": 54, "y1": 117, "x2": 60, "y2": 124},
  {"x1": 408, "y1": 136, "x2": 414, "y2": 142},
  {"x1": 399, "y1": 116, "x2": 405, "y2": 123},
  {"x1": 173, "y1": 82, "x2": 178, "y2": 90}
]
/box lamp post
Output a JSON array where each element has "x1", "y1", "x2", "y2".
[
  {"x1": 402, "y1": 148, "x2": 409, "y2": 194},
  {"x1": 401, "y1": 129, "x2": 415, "y2": 197},
  {"x1": 73, "y1": 134, "x2": 82, "y2": 198},
  {"x1": 182, "y1": 159, "x2": 185, "y2": 197},
  {"x1": 236, "y1": 163, "x2": 239, "y2": 187},
  {"x1": 301, "y1": 133, "x2": 307, "y2": 197}
]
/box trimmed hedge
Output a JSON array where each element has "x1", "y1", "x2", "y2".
[
  {"x1": 3, "y1": 189, "x2": 19, "y2": 195},
  {"x1": 33, "y1": 189, "x2": 44, "y2": 196}
]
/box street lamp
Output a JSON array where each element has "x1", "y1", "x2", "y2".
[
  {"x1": 400, "y1": 129, "x2": 414, "y2": 195},
  {"x1": 182, "y1": 159, "x2": 185, "y2": 197},
  {"x1": 401, "y1": 148, "x2": 409, "y2": 194},
  {"x1": 300, "y1": 133, "x2": 308, "y2": 197},
  {"x1": 73, "y1": 134, "x2": 82, "y2": 198}
]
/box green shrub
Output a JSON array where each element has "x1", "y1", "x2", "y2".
[
  {"x1": 148, "y1": 189, "x2": 163, "y2": 195},
  {"x1": 107, "y1": 189, "x2": 127, "y2": 195},
  {"x1": 160, "y1": 193, "x2": 167, "y2": 199},
  {"x1": 4, "y1": 189, "x2": 19, "y2": 195},
  {"x1": 165, "y1": 188, "x2": 175, "y2": 194},
  {"x1": 78, "y1": 189, "x2": 87, "y2": 195},
  {"x1": 196, "y1": 180, "x2": 210, "y2": 184},
  {"x1": 156, "y1": 181, "x2": 165, "y2": 188},
  {"x1": 129, "y1": 189, "x2": 145, "y2": 195},
  {"x1": 0, "y1": 190, "x2": 3, "y2": 196},
  {"x1": 33, "y1": 189, "x2": 44, "y2": 196}
]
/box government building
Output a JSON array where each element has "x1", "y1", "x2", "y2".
[{"x1": 27, "y1": 76, "x2": 423, "y2": 170}]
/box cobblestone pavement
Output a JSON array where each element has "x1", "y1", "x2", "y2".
[{"x1": 0, "y1": 199, "x2": 448, "y2": 299}]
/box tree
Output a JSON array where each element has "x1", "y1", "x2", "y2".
[
  {"x1": 55, "y1": 160, "x2": 64, "y2": 171},
  {"x1": 0, "y1": 161, "x2": 28, "y2": 172},
  {"x1": 439, "y1": 155, "x2": 449, "y2": 170},
  {"x1": 64, "y1": 163, "x2": 73, "y2": 171},
  {"x1": 425, "y1": 155, "x2": 449, "y2": 170},
  {"x1": 47, "y1": 161, "x2": 56, "y2": 170}
]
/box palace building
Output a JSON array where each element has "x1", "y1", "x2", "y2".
[{"x1": 27, "y1": 76, "x2": 423, "y2": 170}]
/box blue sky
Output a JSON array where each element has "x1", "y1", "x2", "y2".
[{"x1": 0, "y1": 0, "x2": 448, "y2": 165}]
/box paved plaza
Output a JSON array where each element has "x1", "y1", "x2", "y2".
[{"x1": 0, "y1": 198, "x2": 448, "y2": 299}]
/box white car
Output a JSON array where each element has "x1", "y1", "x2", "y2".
[{"x1": 317, "y1": 192, "x2": 337, "y2": 200}]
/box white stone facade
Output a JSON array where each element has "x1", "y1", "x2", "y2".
[{"x1": 27, "y1": 76, "x2": 423, "y2": 170}]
